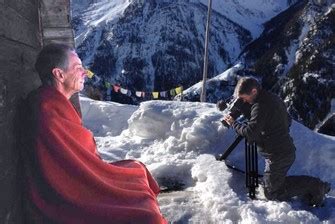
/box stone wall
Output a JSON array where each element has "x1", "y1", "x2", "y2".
[
  {"x1": 0, "y1": 0, "x2": 75, "y2": 222},
  {"x1": 0, "y1": 0, "x2": 41, "y2": 222}
]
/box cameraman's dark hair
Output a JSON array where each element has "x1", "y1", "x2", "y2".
[
  {"x1": 34, "y1": 43, "x2": 75, "y2": 85},
  {"x1": 234, "y1": 77, "x2": 261, "y2": 96}
]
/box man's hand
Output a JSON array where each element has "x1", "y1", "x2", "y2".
[
  {"x1": 223, "y1": 114, "x2": 235, "y2": 126},
  {"x1": 216, "y1": 100, "x2": 227, "y2": 111}
]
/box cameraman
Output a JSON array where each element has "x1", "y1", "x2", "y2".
[{"x1": 223, "y1": 77, "x2": 330, "y2": 206}]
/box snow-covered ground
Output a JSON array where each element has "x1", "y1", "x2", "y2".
[
  {"x1": 195, "y1": 0, "x2": 289, "y2": 38},
  {"x1": 80, "y1": 96, "x2": 335, "y2": 223},
  {"x1": 72, "y1": 0, "x2": 131, "y2": 46}
]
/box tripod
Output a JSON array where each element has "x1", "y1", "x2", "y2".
[
  {"x1": 217, "y1": 135, "x2": 259, "y2": 199},
  {"x1": 245, "y1": 140, "x2": 258, "y2": 199}
]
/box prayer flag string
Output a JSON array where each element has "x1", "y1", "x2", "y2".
[{"x1": 86, "y1": 69, "x2": 183, "y2": 99}]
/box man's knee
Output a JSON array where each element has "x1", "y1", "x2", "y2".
[{"x1": 263, "y1": 172, "x2": 288, "y2": 201}]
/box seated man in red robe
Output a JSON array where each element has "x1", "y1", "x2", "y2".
[{"x1": 22, "y1": 43, "x2": 167, "y2": 223}]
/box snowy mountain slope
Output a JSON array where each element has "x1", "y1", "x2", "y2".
[
  {"x1": 72, "y1": 0, "x2": 250, "y2": 93},
  {"x1": 71, "y1": 0, "x2": 132, "y2": 65},
  {"x1": 71, "y1": 0, "x2": 292, "y2": 103},
  {"x1": 195, "y1": 0, "x2": 290, "y2": 38},
  {"x1": 239, "y1": 0, "x2": 335, "y2": 130},
  {"x1": 72, "y1": 0, "x2": 334, "y2": 133},
  {"x1": 80, "y1": 96, "x2": 335, "y2": 223},
  {"x1": 183, "y1": 1, "x2": 335, "y2": 132},
  {"x1": 181, "y1": 63, "x2": 256, "y2": 103},
  {"x1": 316, "y1": 99, "x2": 335, "y2": 136}
]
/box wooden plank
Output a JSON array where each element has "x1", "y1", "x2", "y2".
[
  {"x1": 41, "y1": 14, "x2": 71, "y2": 28},
  {"x1": 43, "y1": 27, "x2": 74, "y2": 39},
  {"x1": 40, "y1": 0, "x2": 70, "y2": 27},
  {"x1": 42, "y1": 0, "x2": 69, "y2": 8},
  {"x1": 43, "y1": 38, "x2": 75, "y2": 46}
]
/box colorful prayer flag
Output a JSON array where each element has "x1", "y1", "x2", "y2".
[
  {"x1": 86, "y1": 69, "x2": 95, "y2": 78},
  {"x1": 152, "y1": 92, "x2": 159, "y2": 99},
  {"x1": 160, "y1": 91, "x2": 167, "y2": 98},
  {"x1": 113, "y1": 85, "x2": 121, "y2": 93},
  {"x1": 120, "y1": 88, "x2": 128, "y2": 95},
  {"x1": 170, "y1": 89, "x2": 176, "y2": 96},
  {"x1": 85, "y1": 70, "x2": 184, "y2": 101},
  {"x1": 175, "y1": 86, "x2": 183, "y2": 94}
]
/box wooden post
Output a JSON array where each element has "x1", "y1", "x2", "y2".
[{"x1": 200, "y1": 0, "x2": 212, "y2": 102}]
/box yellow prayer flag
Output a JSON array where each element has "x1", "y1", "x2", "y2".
[
  {"x1": 152, "y1": 92, "x2": 159, "y2": 99},
  {"x1": 175, "y1": 86, "x2": 183, "y2": 94},
  {"x1": 86, "y1": 69, "x2": 95, "y2": 78}
]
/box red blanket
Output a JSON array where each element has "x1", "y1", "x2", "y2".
[{"x1": 25, "y1": 86, "x2": 166, "y2": 223}]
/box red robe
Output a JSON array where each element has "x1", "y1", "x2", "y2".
[{"x1": 24, "y1": 86, "x2": 166, "y2": 224}]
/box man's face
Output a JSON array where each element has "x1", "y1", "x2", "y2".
[
  {"x1": 62, "y1": 52, "x2": 86, "y2": 95},
  {"x1": 238, "y1": 88, "x2": 258, "y2": 104}
]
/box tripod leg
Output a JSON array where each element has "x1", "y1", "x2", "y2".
[
  {"x1": 249, "y1": 143, "x2": 255, "y2": 199},
  {"x1": 248, "y1": 141, "x2": 251, "y2": 189},
  {"x1": 245, "y1": 140, "x2": 259, "y2": 199},
  {"x1": 251, "y1": 147, "x2": 256, "y2": 198},
  {"x1": 251, "y1": 143, "x2": 256, "y2": 198},
  {"x1": 245, "y1": 140, "x2": 249, "y2": 188},
  {"x1": 245, "y1": 140, "x2": 252, "y2": 198},
  {"x1": 254, "y1": 143, "x2": 258, "y2": 187},
  {"x1": 219, "y1": 135, "x2": 244, "y2": 161}
]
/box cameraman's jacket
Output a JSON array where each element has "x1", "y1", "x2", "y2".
[{"x1": 232, "y1": 89, "x2": 295, "y2": 155}]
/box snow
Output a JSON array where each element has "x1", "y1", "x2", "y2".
[
  {"x1": 80, "y1": 95, "x2": 335, "y2": 223},
  {"x1": 183, "y1": 63, "x2": 243, "y2": 95},
  {"x1": 73, "y1": 0, "x2": 130, "y2": 43},
  {"x1": 74, "y1": 0, "x2": 290, "y2": 42},
  {"x1": 71, "y1": 0, "x2": 293, "y2": 88},
  {"x1": 194, "y1": 0, "x2": 289, "y2": 38},
  {"x1": 71, "y1": 0, "x2": 132, "y2": 67},
  {"x1": 80, "y1": 96, "x2": 137, "y2": 137},
  {"x1": 72, "y1": 0, "x2": 253, "y2": 89}
]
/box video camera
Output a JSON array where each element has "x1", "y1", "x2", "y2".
[{"x1": 217, "y1": 97, "x2": 251, "y2": 127}]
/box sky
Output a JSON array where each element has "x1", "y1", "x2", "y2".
[{"x1": 80, "y1": 94, "x2": 335, "y2": 223}]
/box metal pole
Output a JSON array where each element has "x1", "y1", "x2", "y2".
[{"x1": 200, "y1": 0, "x2": 212, "y2": 102}]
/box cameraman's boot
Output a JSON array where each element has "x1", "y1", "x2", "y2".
[
  {"x1": 305, "y1": 181, "x2": 331, "y2": 207},
  {"x1": 278, "y1": 176, "x2": 331, "y2": 206}
]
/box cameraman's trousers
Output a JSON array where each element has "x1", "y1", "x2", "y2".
[{"x1": 262, "y1": 150, "x2": 329, "y2": 206}]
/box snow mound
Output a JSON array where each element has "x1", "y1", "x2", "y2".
[
  {"x1": 80, "y1": 96, "x2": 137, "y2": 137},
  {"x1": 80, "y1": 96, "x2": 335, "y2": 223}
]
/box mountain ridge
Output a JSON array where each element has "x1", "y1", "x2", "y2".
[{"x1": 71, "y1": 0, "x2": 334, "y2": 133}]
